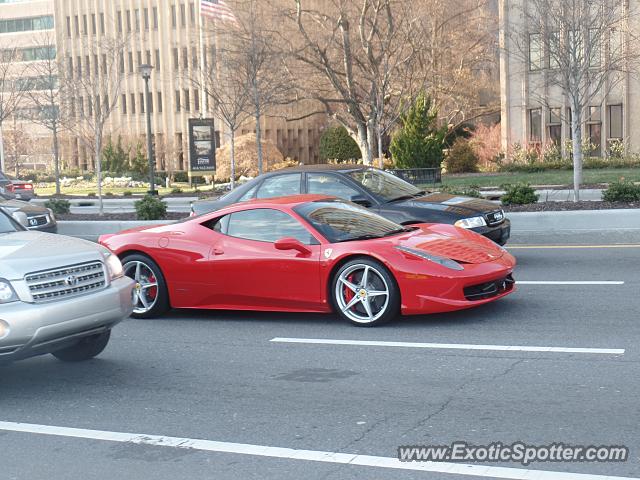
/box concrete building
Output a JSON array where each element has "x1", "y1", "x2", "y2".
[
  {"x1": 0, "y1": 0, "x2": 56, "y2": 172},
  {"x1": 53, "y1": 0, "x2": 326, "y2": 172},
  {"x1": 499, "y1": 0, "x2": 631, "y2": 158}
]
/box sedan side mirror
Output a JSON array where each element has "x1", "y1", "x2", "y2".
[
  {"x1": 350, "y1": 194, "x2": 372, "y2": 208},
  {"x1": 274, "y1": 237, "x2": 311, "y2": 255}
]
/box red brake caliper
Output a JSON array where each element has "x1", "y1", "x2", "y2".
[
  {"x1": 344, "y1": 273, "x2": 355, "y2": 309},
  {"x1": 147, "y1": 273, "x2": 157, "y2": 300}
]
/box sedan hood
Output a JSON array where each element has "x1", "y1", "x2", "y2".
[
  {"x1": 0, "y1": 198, "x2": 46, "y2": 214},
  {"x1": 0, "y1": 231, "x2": 106, "y2": 280},
  {"x1": 394, "y1": 224, "x2": 508, "y2": 264},
  {"x1": 397, "y1": 193, "x2": 499, "y2": 217}
]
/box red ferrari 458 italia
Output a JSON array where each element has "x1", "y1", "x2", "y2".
[{"x1": 99, "y1": 195, "x2": 516, "y2": 326}]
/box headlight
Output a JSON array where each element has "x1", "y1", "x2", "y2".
[
  {"x1": 0, "y1": 279, "x2": 19, "y2": 304},
  {"x1": 105, "y1": 254, "x2": 124, "y2": 280},
  {"x1": 396, "y1": 246, "x2": 464, "y2": 271},
  {"x1": 455, "y1": 216, "x2": 487, "y2": 229}
]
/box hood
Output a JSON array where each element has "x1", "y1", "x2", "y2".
[
  {"x1": 0, "y1": 231, "x2": 107, "y2": 280},
  {"x1": 394, "y1": 224, "x2": 507, "y2": 264},
  {"x1": 397, "y1": 193, "x2": 499, "y2": 217},
  {"x1": 0, "y1": 198, "x2": 46, "y2": 214}
]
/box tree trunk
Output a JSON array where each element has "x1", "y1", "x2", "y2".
[
  {"x1": 0, "y1": 122, "x2": 5, "y2": 172},
  {"x1": 255, "y1": 111, "x2": 264, "y2": 175},
  {"x1": 95, "y1": 134, "x2": 104, "y2": 216},
  {"x1": 571, "y1": 113, "x2": 582, "y2": 202},
  {"x1": 52, "y1": 122, "x2": 61, "y2": 196},
  {"x1": 356, "y1": 123, "x2": 372, "y2": 165},
  {"x1": 377, "y1": 120, "x2": 384, "y2": 169},
  {"x1": 230, "y1": 129, "x2": 236, "y2": 190}
]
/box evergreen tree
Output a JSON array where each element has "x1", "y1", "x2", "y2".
[{"x1": 319, "y1": 126, "x2": 362, "y2": 162}]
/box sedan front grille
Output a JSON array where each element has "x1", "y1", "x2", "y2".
[
  {"x1": 25, "y1": 261, "x2": 107, "y2": 303},
  {"x1": 464, "y1": 275, "x2": 515, "y2": 301},
  {"x1": 486, "y1": 210, "x2": 506, "y2": 226},
  {"x1": 27, "y1": 214, "x2": 49, "y2": 228}
]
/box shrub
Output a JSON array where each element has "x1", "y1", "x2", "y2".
[
  {"x1": 439, "y1": 185, "x2": 482, "y2": 198},
  {"x1": 45, "y1": 198, "x2": 71, "y2": 215},
  {"x1": 173, "y1": 171, "x2": 189, "y2": 183},
  {"x1": 501, "y1": 183, "x2": 539, "y2": 205},
  {"x1": 319, "y1": 126, "x2": 362, "y2": 162},
  {"x1": 445, "y1": 139, "x2": 479, "y2": 174},
  {"x1": 171, "y1": 187, "x2": 183, "y2": 194},
  {"x1": 105, "y1": 191, "x2": 114, "y2": 197},
  {"x1": 470, "y1": 123, "x2": 502, "y2": 171},
  {"x1": 87, "y1": 192, "x2": 96, "y2": 197},
  {"x1": 123, "y1": 190, "x2": 133, "y2": 196},
  {"x1": 602, "y1": 179, "x2": 640, "y2": 202},
  {"x1": 390, "y1": 92, "x2": 447, "y2": 169},
  {"x1": 135, "y1": 195, "x2": 167, "y2": 220}
]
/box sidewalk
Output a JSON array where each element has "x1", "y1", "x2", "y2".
[{"x1": 480, "y1": 189, "x2": 603, "y2": 202}]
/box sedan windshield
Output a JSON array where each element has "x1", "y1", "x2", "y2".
[
  {"x1": 0, "y1": 210, "x2": 20, "y2": 234},
  {"x1": 347, "y1": 168, "x2": 423, "y2": 202},
  {"x1": 295, "y1": 200, "x2": 406, "y2": 243}
]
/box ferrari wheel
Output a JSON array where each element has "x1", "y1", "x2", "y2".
[
  {"x1": 122, "y1": 254, "x2": 170, "y2": 319},
  {"x1": 332, "y1": 258, "x2": 400, "y2": 327}
]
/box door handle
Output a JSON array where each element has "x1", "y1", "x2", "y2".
[{"x1": 213, "y1": 247, "x2": 224, "y2": 256}]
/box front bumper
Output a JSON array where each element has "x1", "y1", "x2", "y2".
[
  {"x1": 0, "y1": 276, "x2": 134, "y2": 363},
  {"x1": 473, "y1": 219, "x2": 511, "y2": 245}
]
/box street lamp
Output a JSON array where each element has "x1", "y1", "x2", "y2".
[{"x1": 139, "y1": 64, "x2": 157, "y2": 195}]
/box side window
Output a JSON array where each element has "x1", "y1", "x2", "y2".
[
  {"x1": 205, "y1": 214, "x2": 230, "y2": 233},
  {"x1": 256, "y1": 174, "x2": 301, "y2": 199},
  {"x1": 238, "y1": 184, "x2": 258, "y2": 202},
  {"x1": 307, "y1": 173, "x2": 361, "y2": 200},
  {"x1": 226, "y1": 209, "x2": 316, "y2": 244}
]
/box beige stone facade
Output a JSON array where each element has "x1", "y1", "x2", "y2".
[
  {"x1": 499, "y1": 0, "x2": 632, "y2": 157},
  {"x1": 53, "y1": 0, "x2": 326, "y2": 172}
]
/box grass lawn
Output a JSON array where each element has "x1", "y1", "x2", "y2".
[
  {"x1": 435, "y1": 168, "x2": 640, "y2": 189},
  {"x1": 34, "y1": 182, "x2": 215, "y2": 197}
]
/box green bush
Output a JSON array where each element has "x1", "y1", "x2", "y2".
[
  {"x1": 87, "y1": 192, "x2": 96, "y2": 197},
  {"x1": 319, "y1": 126, "x2": 362, "y2": 162},
  {"x1": 390, "y1": 93, "x2": 447, "y2": 169},
  {"x1": 445, "y1": 139, "x2": 479, "y2": 174},
  {"x1": 123, "y1": 190, "x2": 133, "y2": 196},
  {"x1": 135, "y1": 195, "x2": 167, "y2": 220},
  {"x1": 102, "y1": 136, "x2": 130, "y2": 175},
  {"x1": 171, "y1": 187, "x2": 183, "y2": 194},
  {"x1": 501, "y1": 183, "x2": 539, "y2": 205},
  {"x1": 45, "y1": 198, "x2": 71, "y2": 215},
  {"x1": 602, "y1": 179, "x2": 640, "y2": 202},
  {"x1": 173, "y1": 171, "x2": 189, "y2": 183}
]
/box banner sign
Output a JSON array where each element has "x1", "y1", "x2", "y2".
[{"x1": 188, "y1": 118, "x2": 216, "y2": 177}]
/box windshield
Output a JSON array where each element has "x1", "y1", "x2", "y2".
[
  {"x1": 347, "y1": 168, "x2": 423, "y2": 202},
  {"x1": 0, "y1": 210, "x2": 21, "y2": 234},
  {"x1": 295, "y1": 200, "x2": 405, "y2": 243}
]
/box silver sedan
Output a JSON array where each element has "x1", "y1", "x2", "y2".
[{"x1": 0, "y1": 210, "x2": 134, "y2": 364}]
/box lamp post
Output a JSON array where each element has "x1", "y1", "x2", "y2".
[{"x1": 139, "y1": 64, "x2": 157, "y2": 195}]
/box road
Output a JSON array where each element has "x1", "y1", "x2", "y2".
[{"x1": 1, "y1": 230, "x2": 639, "y2": 480}]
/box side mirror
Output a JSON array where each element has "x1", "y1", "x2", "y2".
[
  {"x1": 11, "y1": 211, "x2": 29, "y2": 229},
  {"x1": 350, "y1": 194, "x2": 372, "y2": 208},
  {"x1": 274, "y1": 237, "x2": 311, "y2": 255}
]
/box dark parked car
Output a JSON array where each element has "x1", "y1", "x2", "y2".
[
  {"x1": 0, "y1": 192, "x2": 57, "y2": 233},
  {"x1": 0, "y1": 171, "x2": 35, "y2": 200},
  {"x1": 191, "y1": 165, "x2": 510, "y2": 245}
]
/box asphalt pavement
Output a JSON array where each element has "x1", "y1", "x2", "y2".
[{"x1": 1, "y1": 230, "x2": 639, "y2": 480}]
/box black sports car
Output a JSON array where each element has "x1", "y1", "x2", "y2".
[{"x1": 191, "y1": 165, "x2": 510, "y2": 245}]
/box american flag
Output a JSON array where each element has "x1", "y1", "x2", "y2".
[{"x1": 201, "y1": 0, "x2": 237, "y2": 22}]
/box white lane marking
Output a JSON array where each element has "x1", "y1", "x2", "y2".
[
  {"x1": 0, "y1": 421, "x2": 636, "y2": 480},
  {"x1": 270, "y1": 338, "x2": 625, "y2": 355},
  {"x1": 518, "y1": 281, "x2": 625, "y2": 285}
]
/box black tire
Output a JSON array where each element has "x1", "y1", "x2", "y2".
[
  {"x1": 52, "y1": 331, "x2": 111, "y2": 362},
  {"x1": 330, "y1": 258, "x2": 400, "y2": 327},
  {"x1": 121, "y1": 253, "x2": 171, "y2": 319}
]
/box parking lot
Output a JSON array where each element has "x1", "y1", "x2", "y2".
[{"x1": 1, "y1": 228, "x2": 639, "y2": 480}]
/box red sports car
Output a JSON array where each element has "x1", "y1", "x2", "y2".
[{"x1": 99, "y1": 195, "x2": 516, "y2": 326}]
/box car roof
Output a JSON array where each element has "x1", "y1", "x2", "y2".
[
  {"x1": 243, "y1": 194, "x2": 333, "y2": 206},
  {"x1": 274, "y1": 164, "x2": 371, "y2": 174}
]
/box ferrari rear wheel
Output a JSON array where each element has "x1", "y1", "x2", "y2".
[
  {"x1": 121, "y1": 254, "x2": 170, "y2": 319},
  {"x1": 332, "y1": 259, "x2": 400, "y2": 327}
]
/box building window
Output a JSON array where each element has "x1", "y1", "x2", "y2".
[
  {"x1": 74, "y1": 15, "x2": 79, "y2": 36},
  {"x1": 587, "y1": 106, "x2": 602, "y2": 157},
  {"x1": 528, "y1": 108, "x2": 542, "y2": 144},
  {"x1": 157, "y1": 92, "x2": 163, "y2": 113},
  {"x1": 144, "y1": 8, "x2": 149, "y2": 30},
  {"x1": 93, "y1": 54, "x2": 98, "y2": 75},
  {"x1": 184, "y1": 89, "x2": 190, "y2": 111},
  {"x1": 128, "y1": 51, "x2": 134, "y2": 73},
  {"x1": 130, "y1": 93, "x2": 136, "y2": 114},
  {"x1": 126, "y1": 10, "x2": 131, "y2": 32},
  {"x1": 182, "y1": 47, "x2": 189, "y2": 70},
  {"x1": 194, "y1": 89, "x2": 200, "y2": 111},
  {"x1": 180, "y1": 3, "x2": 186, "y2": 27},
  {"x1": 190, "y1": 2, "x2": 196, "y2": 25},
  {"x1": 155, "y1": 49, "x2": 161, "y2": 70},
  {"x1": 100, "y1": 13, "x2": 105, "y2": 34},
  {"x1": 66, "y1": 16, "x2": 71, "y2": 37},
  {"x1": 117, "y1": 11, "x2": 123, "y2": 33},
  {"x1": 153, "y1": 7, "x2": 159, "y2": 29},
  {"x1": 82, "y1": 14, "x2": 88, "y2": 35},
  {"x1": 119, "y1": 52, "x2": 125, "y2": 73},
  {"x1": 121, "y1": 94, "x2": 127, "y2": 114},
  {"x1": 192, "y1": 47, "x2": 198, "y2": 69},
  {"x1": 529, "y1": 33, "x2": 543, "y2": 71},
  {"x1": 140, "y1": 93, "x2": 145, "y2": 114},
  {"x1": 589, "y1": 29, "x2": 601, "y2": 68},
  {"x1": 0, "y1": 15, "x2": 54, "y2": 34},
  {"x1": 135, "y1": 9, "x2": 140, "y2": 32},
  {"x1": 173, "y1": 48, "x2": 179, "y2": 71},
  {"x1": 76, "y1": 55, "x2": 82, "y2": 78},
  {"x1": 90, "y1": 14, "x2": 96, "y2": 35},
  {"x1": 175, "y1": 90, "x2": 181, "y2": 112},
  {"x1": 171, "y1": 5, "x2": 177, "y2": 28},
  {"x1": 608, "y1": 104, "x2": 623, "y2": 140},
  {"x1": 137, "y1": 50, "x2": 142, "y2": 67},
  {"x1": 102, "y1": 54, "x2": 107, "y2": 73}
]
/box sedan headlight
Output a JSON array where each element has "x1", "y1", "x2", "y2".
[
  {"x1": 396, "y1": 246, "x2": 464, "y2": 271},
  {"x1": 455, "y1": 216, "x2": 487, "y2": 229},
  {"x1": 105, "y1": 254, "x2": 124, "y2": 280},
  {"x1": 0, "y1": 279, "x2": 19, "y2": 304}
]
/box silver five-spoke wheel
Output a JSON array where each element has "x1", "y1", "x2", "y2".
[
  {"x1": 124, "y1": 260, "x2": 159, "y2": 315},
  {"x1": 335, "y1": 263, "x2": 391, "y2": 325}
]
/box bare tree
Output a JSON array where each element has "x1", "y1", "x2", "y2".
[
  {"x1": 62, "y1": 36, "x2": 127, "y2": 214},
  {"x1": 26, "y1": 33, "x2": 65, "y2": 194},
  {"x1": 190, "y1": 31, "x2": 251, "y2": 189},
  {"x1": 0, "y1": 46, "x2": 26, "y2": 172},
  {"x1": 511, "y1": 0, "x2": 639, "y2": 200},
  {"x1": 4, "y1": 117, "x2": 32, "y2": 177}
]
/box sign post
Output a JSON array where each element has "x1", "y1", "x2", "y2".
[{"x1": 188, "y1": 118, "x2": 216, "y2": 182}]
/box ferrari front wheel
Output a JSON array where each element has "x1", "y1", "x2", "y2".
[
  {"x1": 331, "y1": 259, "x2": 400, "y2": 327},
  {"x1": 121, "y1": 254, "x2": 170, "y2": 319}
]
